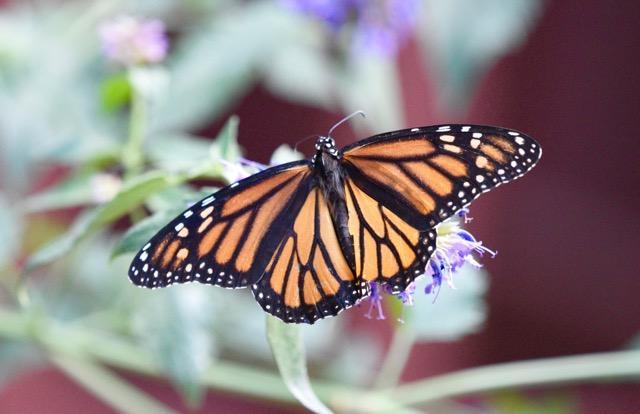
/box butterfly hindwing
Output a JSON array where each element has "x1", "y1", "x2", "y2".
[
  {"x1": 344, "y1": 178, "x2": 436, "y2": 293},
  {"x1": 128, "y1": 162, "x2": 312, "y2": 289},
  {"x1": 252, "y1": 187, "x2": 370, "y2": 324}
]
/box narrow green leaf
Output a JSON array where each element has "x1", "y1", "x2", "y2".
[
  {"x1": 266, "y1": 316, "x2": 333, "y2": 414},
  {"x1": 92, "y1": 171, "x2": 176, "y2": 228},
  {"x1": 212, "y1": 115, "x2": 240, "y2": 161},
  {"x1": 23, "y1": 172, "x2": 107, "y2": 212},
  {"x1": 51, "y1": 353, "x2": 178, "y2": 414},
  {"x1": 26, "y1": 171, "x2": 177, "y2": 270},
  {"x1": 25, "y1": 208, "x2": 99, "y2": 271},
  {"x1": 111, "y1": 207, "x2": 182, "y2": 259}
]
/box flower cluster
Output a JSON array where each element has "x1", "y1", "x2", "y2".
[
  {"x1": 99, "y1": 16, "x2": 168, "y2": 66},
  {"x1": 282, "y1": 0, "x2": 421, "y2": 56},
  {"x1": 365, "y1": 218, "x2": 496, "y2": 320}
]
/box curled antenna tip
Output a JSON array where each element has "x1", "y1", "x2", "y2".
[{"x1": 327, "y1": 110, "x2": 367, "y2": 136}]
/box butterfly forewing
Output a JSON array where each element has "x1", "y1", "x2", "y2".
[
  {"x1": 128, "y1": 162, "x2": 312, "y2": 289},
  {"x1": 342, "y1": 125, "x2": 541, "y2": 228}
]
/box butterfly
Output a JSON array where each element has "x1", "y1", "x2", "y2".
[{"x1": 129, "y1": 123, "x2": 541, "y2": 324}]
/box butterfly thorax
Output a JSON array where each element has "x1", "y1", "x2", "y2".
[{"x1": 313, "y1": 136, "x2": 356, "y2": 269}]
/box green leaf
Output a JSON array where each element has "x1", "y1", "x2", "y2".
[
  {"x1": 132, "y1": 286, "x2": 217, "y2": 406},
  {"x1": 100, "y1": 71, "x2": 132, "y2": 113},
  {"x1": 148, "y1": 134, "x2": 213, "y2": 173},
  {"x1": 145, "y1": 185, "x2": 217, "y2": 214},
  {"x1": 404, "y1": 264, "x2": 488, "y2": 342},
  {"x1": 111, "y1": 207, "x2": 182, "y2": 259},
  {"x1": 26, "y1": 171, "x2": 178, "y2": 270},
  {"x1": 337, "y1": 56, "x2": 404, "y2": 132},
  {"x1": 149, "y1": 2, "x2": 306, "y2": 133},
  {"x1": 266, "y1": 316, "x2": 333, "y2": 414},
  {"x1": 263, "y1": 41, "x2": 335, "y2": 110},
  {"x1": 418, "y1": 0, "x2": 543, "y2": 110},
  {"x1": 25, "y1": 208, "x2": 100, "y2": 271},
  {"x1": 212, "y1": 115, "x2": 241, "y2": 161},
  {"x1": 23, "y1": 172, "x2": 117, "y2": 212}
]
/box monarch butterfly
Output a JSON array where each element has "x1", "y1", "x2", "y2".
[{"x1": 129, "y1": 121, "x2": 541, "y2": 324}]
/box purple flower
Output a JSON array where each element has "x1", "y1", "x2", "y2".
[
  {"x1": 99, "y1": 16, "x2": 168, "y2": 66},
  {"x1": 282, "y1": 0, "x2": 420, "y2": 56},
  {"x1": 282, "y1": 0, "x2": 354, "y2": 31},
  {"x1": 363, "y1": 217, "x2": 495, "y2": 319}
]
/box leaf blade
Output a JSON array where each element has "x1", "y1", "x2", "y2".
[{"x1": 266, "y1": 316, "x2": 333, "y2": 414}]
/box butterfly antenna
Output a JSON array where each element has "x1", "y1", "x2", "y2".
[
  {"x1": 327, "y1": 110, "x2": 366, "y2": 137},
  {"x1": 293, "y1": 134, "x2": 322, "y2": 153}
]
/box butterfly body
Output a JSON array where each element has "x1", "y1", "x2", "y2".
[
  {"x1": 313, "y1": 137, "x2": 356, "y2": 270},
  {"x1": 129, "y1": 125, "x2": 541, "y2": 324}
]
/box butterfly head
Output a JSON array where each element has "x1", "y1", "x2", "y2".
[{"x1": 314, "y1": 136, "x2": 340, "y2": 159}]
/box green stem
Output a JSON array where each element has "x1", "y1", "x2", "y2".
[
  {"x1": 0, "y1": 308, "x2": 324, "y2": 405},
  {"x1": 386, "y1": 350, "x2": 640, "y2": 407},
  {"x1": 373, "y1": 325, "x2": 415, "y2": 388},
  {"x1": 122, "y1": 73, "x2": 147, "y2": 179},
  {"x1": 1, "y1": 308, "x2": 640, "y2": 413}
]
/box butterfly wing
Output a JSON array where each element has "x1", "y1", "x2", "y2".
[
  {"x1": 343, "y1": 177, "x2": 437, "y2": 293},
  {"x1": 342, "y1": 124, "x2": 541, "y2": 291},
  {"x1": 128, "y1": 161, "x2": 313, "y2": 289},
  {"x1": 252, "y1": 186, "x2": 370, "y2": 324}
]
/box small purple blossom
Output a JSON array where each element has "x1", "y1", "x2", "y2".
[
  {"x1": 363, "y1": 217, "x2": 495, "y2": 320},
  {"x1": 99, "y1": 16, "x2": 168, "y2": 66},
  {"x1": 282, "y1": 0, "x2": 421, "y2": 56}
]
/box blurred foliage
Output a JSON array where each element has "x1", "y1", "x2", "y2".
[
  {"x1": 2, "y1": 1, "x2": 632, "y2": 414},
  {"x1": 419, "y1": 0, "x2": 543, "y2": 110},
  {"x1": 408, "y1": 265, "x2": 488, "y2": 342}
]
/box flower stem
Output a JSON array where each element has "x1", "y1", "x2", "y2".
[
  {"x1": 122, "y1": 73, "x2": 146, "y2": 179},
  {"x1": 373, "y1": 325, "x2": 416, "y2": 388},
  {"x1": 386, "y1": 350, "x2": 640, "y2": 407},
  {"x1": 1, "y1": 308, "x2": 639, "y2": 413}
]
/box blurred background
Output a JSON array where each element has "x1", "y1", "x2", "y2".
[{"x1": 0, "y1": 0, "x2": 639, "y2": 413}]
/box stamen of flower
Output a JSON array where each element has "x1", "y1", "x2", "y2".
[
  {"x1": 239, "y1": 158, "x2": 268, "y2": 170},
  {"x1": 364, "y1": 282, "x2": 386, "y2": 320},
  {"x1": 360, "y1": 213, "x2": 493, "y2": 319},
  {"x1": 457, "y1": 207, "x2": 474, "y2": 223}
]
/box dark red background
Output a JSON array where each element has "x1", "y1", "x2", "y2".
[{"x1": 2, "y1": 0, "x2": 639, "y2": 412}]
